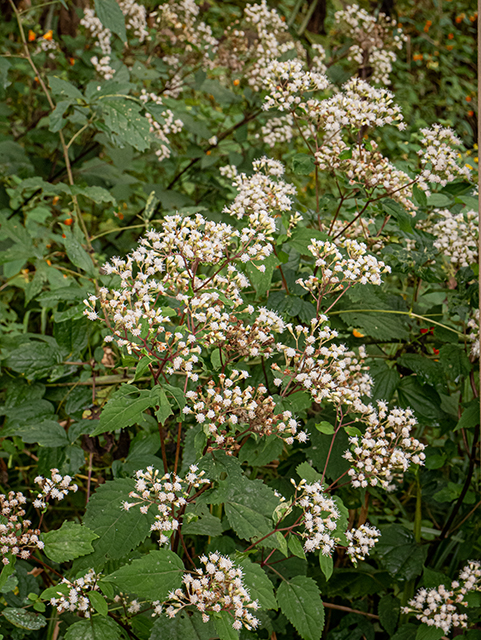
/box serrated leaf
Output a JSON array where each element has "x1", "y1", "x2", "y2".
[
  {"x1": 296, "y1": 461, "x2": 322, "y2": 484},
  {"x1": 94, "y1": 0, "x2": 127, "y2": 42},
  {"x1": 277, "y1": 576, "x2": 324, "y2": 640},
  {"x1": 48, "y1": 76, "x2": 84, "y2": 101},
  {"x1": 0, "y1": 558, "x2": 16, "y2": 592},
  {"x1": 150, "y1": 611, "x2": 216, "y2": 639},
  {"x1": 245, "y1": 253, "x2": 280, "y2": 298},
  {"x1": 214, "y1": 611, "x2": 239, "y2": 640},
  {"x1": 42, "y1": 522, "x2": 98, "y2": 563},
  {"x1": 415, "y1": 625, "x2": 445, "y2": 640},
  {"x1": 64, "y1": 617, "x2": 122, "y2": 640},
  {"x1": 378, "y1": 594, "x2": 400, "y2": 635},
  {"x1": 5, "y1": 341, "x2": 61, "y2": 380},
  {"x1": 94, "y1": 385, "x2": 154, "y2": 436},
  {"x1": 100, "y1": 99, "x2": 151, "y2": 152},
  {"x1": 375, "y1": 525, "x2": 427, "y2": 581},
  {"x1": 238, "y1": 559, "x2": 277, "y2": 610},
  {"x1": 152, "y1": 387, "x2": 173, "y2": 424},
  {"x1": 292, "y1": 153, "x2": 315, "y2": 175},
  {"x1": 455, "y1": 399, "x2": 479, "y2": 431},
  {"x1": 2, "y1": 608, "x2": 47, "y2": 630},
  {"x1": 102, "y1": 549, "x2": 184, "y2": 600},
  {"x1": 88, "y1": 590, "x2": 108, "y2": 616},
  {"x1": 75, "y1": 478, "x2": 155, "y2": 571}
]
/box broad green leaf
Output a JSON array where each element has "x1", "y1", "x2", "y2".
[
  {"x1": 397, "y1": 353, "x2": 446, "y2": 393},
  {"x1": 319, "y1": 553, "x2": 333, "y2": 581},
  {"x1": 182, "y1": 504, "x2": 223, "y2": 537},
  {"x1": 9, "y1": 420, "x2": 69, "y2": 447},
  {"x1": 152, "y1": 387, "x2": 173, "y2": 424},
  {"x1": 42, "y1": 521, "x2": 98, "y2": 563},
  {"x1": 2, "y1": 608, "x2": 47, "y2": 630},
  {"x1": 88, "y1": 590, "x2": 108, "y2": 616},
  {"x1": 369, "y1": 361, "x2": 400, "y2": 403},
  {"x1": 238, "y1": 434, "x2": 284, "y2": 467},
  {"x1": 287, "y1": 226, "x2": 327, "y2": 255},
  {"x1": 245, "y1": 253, "x2": 280, "y2": 298},
  {"x1": 378, "y1": 594, "x2": 400, "y2": 635},
  {"x1": 415, "y1": 625, "x2": 445, "y2": 640},
  {"x1": 94, "y1": 0, "x2": 127, "y2": 42},
  {"x1": 239, "y1": 559, "x2": 277, "y2": 610},
  {"x1": 439, "y1": 344, "x2": 471, "y2": 379},
  {"x1": 64, "y1": 617, "x2": 122, "y2": 640},
  {"x1": 375, "y1": 525, "x2": 427, "y2": 581},
  {"x1": 0, "y1": 557, "x2": 16, "y2": 592},
  {"x1": 102, "y1": 549, "x2": 184, "y2": 600},
  {"x1": 0, "y1": 57, "x2": 11, "y2": 88},
  {"x1": 292, "y1": 153, "x2": 315, "y2": 175},
  {"x1": 48, "y1": 76, "x2": 84, "y2": 100},
  {"x1": 315, "y1": 421, "x2": 335, "y2": 435},
  {"x1": 288, "y1": 534, "x2": 306, "y2": 560},
  {"x1": 150, "y1": 611, "x2": 216, "y2": 639},
  {"x1": 202, "y1": 79, "x2": 239, "y2": 105},
  {"x1": 5, "y1": 342, "x2": 61, "y2": 380},
  {"x1": 277, "y1": 576, "x2": 324, "y2": 640},
  {"x1": 396, "y1": 377, "x2": 444, "y2": 425},
  {"x1": 49, "y1": 100, "x2": 71, "y2": 132},
  {"x1": 100, "y1": 99, "x2": 151, "y2": 152},
  {"x1": 93, "y1": 385, "x2": 154, "y2": 436},
  {"x1": 75, "y1": 478, "x2": 155, "y2": 571},
  {"x1": 214, "y1": 611, "x2": 239, "y2": 640},
  {"x1": 455, "y1": 399, "x2": 479, "y2": 431},
  {"x1": 296, "y1": 461, "x2": 322, "y2": 484},
  {"x1": 63, "y1": 230, "x2": 96, "y2": 276},
  {"x1": 72, "y1": 185, "x2": 117, "y2": 204}
]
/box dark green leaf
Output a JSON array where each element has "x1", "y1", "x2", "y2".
[
  {"x1": 375, "y1": 525, "x2": 427, "y2": 581},
  {"x1": 292, "y1": 153, "x2": 315, "y2": 175},
  {"x1": 88, "y1": 590, "x2": 108, "y2": 616},
  {"x1": 378, "y1": 594, "x2": 400, "y2": 635},
  {"x1": 455, "y1": 399, "x2": 479, "y2": 431},
  {"x1": 42, "y1": 522, "x2": 98, "y2": 563},
  {"x1": 94, "y1": 0, "x2": 127, "y2": 42},
  {"x1": 63, "y1": 230, "x2": 96, "y2": 276},
  {"x1": 319, "y1": 554, "x2": 333, "y2": 581},
  {"x1": 64, "y1": 617, "x2": 122, "y2": 640},
  {"x1": 277, "y1": 576, "x2": 324, "y2": 640},
  {"x1": 150, "y1": 611, "x2": 216, "y2": 639},
  {"x1": 2, "y1": 608, "x2": 46, "y2": 630},
  {"x1": 239, "y1": 559, "x2": 277, "y2": 610},
  {"x1": 93, "y1": 386, "x2": 154, "y2": 436},
  {"x1": 214, "y1": 611, "x2": 239, "y2": 640},
  {"x1": 48, "y1": 76, "x2": 84, "y2": 100}
]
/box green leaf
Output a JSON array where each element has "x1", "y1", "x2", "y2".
[
  {"x1": 63, "y1": 230, "x2": 96, "y2": 276},
  {"x1": 2, "y1": 608, "x2": 47, "y2": 630},
  {"x1": 315, "y1": 421, "x2": 335, "y2": 435},
  {"x1": 48, "y1": 76, "x2": 84, "y2": 101},
  {"x1": 378, "y1": 594, "x2": 400, "y2": 635},
  {"x1": 152, "y1": 387, "x2": 173, "y2": 425},
  {"x1": 238, "y1": 434, "x2": 284, "y2": 467},
  {"x1": 93, "y1": 385, "x2": 154, "y2": 436},
  {"x1": 94, "y1": 0, "x2": 127, "y2": 42},
  {"x1": 396, "y1": 377, "x2": 444, "y2": 425},
  {"x1": 0, "y1": 58, "x2": 11, "y2": 88},
  {"x1": 292, "y1": 153, "x2": 315, "y2": 175},
  {"x1": 100, "y1": 99, "x2": 151, "y2": 152},
  {"x1": 49, "y1": 100, "x2": 72, "y2": 132},
  {"x1": 455, "y1": 399, "x2": 479, "y2": 431},
  {"x1": 9, "y1": 420, "x2": 69, "y2": 447},
  {"x1": 42, "y1": 521, "x2": 98, "y2": 563},
  {"x1": 369, "y1": 361, "x2": 400, "y2": 403},
  {"x1": 296, "y1": 461, "x2": 322, "y2": 484},
  {"x1": 277, "y1": 576, "x2": 325, "y2": 640},
  {"x1": 319, "y1": 553, "x2": 333, "y2": 581},
  {"x1": 239, "y1": 559, "x2": 277, "y2": 610},
  {"x1": 5, "y1": 341, "x2": 61, "y2": 380},
  {"x1": 288, "y1": 535, "x2": 306, "y2": 560},
  {"x1": 202, "y1": 79, "x2": 239, "y2": 105},
  {"x1": 415, "y1": 626, "x2": 445, "y2": 640},
  {"x1": 75, "y1": 478, "x2": 155, "y2": 571},
  {"x1": 0, "y1": 557, "x2": 16, "y2": 592},
  {"x1": 375, "y1": 525, "x2": 427, "y2": 581},
  {"x1": 288, "y1": 226, "x2": 327, "y2": 255},
  {"x1": 439, "y1": 344, "x2": 471, "y2": 379},
  {"x1": 397, "y1": 353, "x2": 446, "y2": 392},
  {"x1": 102, "y1": 549, "x2": 184, "y2": 600},
  {"x1": 88, "y1": 590, "x2": 108, "y2": 616},
  {"x1": 214, "y1": 611, "x2": 239, "y2": 640},
  {"x1": 244, "y1": 253, "x2": 280, "y2": 298},
  {"x1": 64, "y1": 617, "x2": 122, "y2": 640},
  {"x1": 72, "y1": 185, "x2": 117, "y2": 205},
  {"x1": 182, "y1": 504, "x2": 223, "y2": 537}
]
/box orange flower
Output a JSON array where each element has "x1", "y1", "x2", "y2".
[
  {"x1": 352, "y1": 329, "x2": 364, "y2": 338},
  {"x1": 62, "y1": 233, "x2": 66, "y2": 239},
  {"x1": 43, "y1": 30, "x2": 53, "y2": 40},
  {"x1": 69, "y1": 57, "x2": 75, "y2": 66},
  {"x1": 206, "y1": 150, "x2": 211, "y2": 155},
  {"x1": 52, "y1": 195, "x2": 60, "y2": 205},
  {"x1": 446, "y1": 44, "x2": 454, "y2": 50},
  {"x1": 233, "y1": 79, "x2": 240, "y2": 86},
  {"x1": 46, "y1": 259, "x2": 52, "y2": 266},
  {"x1": 28, "y1": 30, "x2": 36, "y2": 41},
  {"x1": 114, "y1": 211, "x2": 124, "y2": 220},
  {"x1": 447, "y1": 33, "x2": 454, "y2": 39},
  {"x1": 468, "y1": 110, "x2": 474, "y2": 116},
  {"x1": 455, "y1": 16, "x2": 463, "y2": 23},
  {"x1": 466, "y1": 95, "x2": 472, "y2": 102},
  {"x1": 470, "y1": 13, "x2": 477, "y2": 21},
  {"x1": 34, "y1": 76, "x2": 39, "y2": 83},
  {"x1": 413, "y1": 53, "x2": 423, "y2": 61},
  {"x1": 63, "y1": 218, "x2": 73, "y2": 226}
]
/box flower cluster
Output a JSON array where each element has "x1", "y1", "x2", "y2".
[
  {"x1": 294, "y1": 479, "x2": 341, "y2": 555},
  {"x1": 140, "y1": 90, "x2": 183, "y2": 162},
  {"x1": 33, "y1": 31, "x2": 58, "y2": 59},
  {"x1": 80, "y1": 0, "x2": 148, "y2": 78},
  {"x1": 33, "y1": 468, "x2": 78, "y2": 509},
  {"x1": 162, "y1": 553, "x2": 260, "y2": 630},
  {"x1": 345, "y1": 523, "x2": 380, "y2": 563},
  {"x1": 334, "y1": 4, "x2": 407, "y2": 85},
  {"x1": 49, "y1": 570, "x2": 102, "y2": 617},
  {"x1": 185, "y1": 370, "x2": 308, "y2": 447},
  {"x1": 297, "y1": 238, "x2": 391, "y2": 296},
  {"x1": 262, "y1": 59, "x2": 330, "y2": 112},
  {"x1": 223, "y1": 157, "x2": 296, "y2": 219},
  {"x1": 344, "y1": 402, "x2": 426, "y2": 490},
  {"x1": 417, "y1": 125, "x2": 471, "y2": 195},
  {"x1": 122, "y1": 466, "x2": 209, "y2": 545},
  {"x1": 0, "y1": 492, "x2": 44, "y2": 564},
  {"x1": 257, "y1": 114, "x2": 294, "y2": 148},
  {"x1": 403, "y1": 561, "x2": 481, "y2": 634},
  {"x1": 467, "y1": 310, "x2": 479, "y2": 359},
  {"x1": 272, "y1": 319, "x2": 373, "y2": 412},
  {"x1": 431, "y1": 208, "x2": 478, "y2": 268}
]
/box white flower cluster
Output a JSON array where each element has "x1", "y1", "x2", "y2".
[
  {"x1": 262, "y1": 59, "x2": 330, "y2": 112},
  {"x1": 431, "y1": 208, "x2": 478, "y2": 268},
  {"x1": 33, "y1": 33, "x2": 58, "y2": 59},
  {"x1": 122, "y1": 466, "x2": 209, "y2": 545},
  {"x1": 272, "y1": 318, "x2": 373, "y2": 412},
  {"x1": 257, "y1": 114, "x2": 294, "y2": 148},
  {"x1": 334, "y1": 4, "x2": 407, "y2": 84},
  {"x1": 80, "y1": 0, "x2": 148, "y2": 79},
  {"x1": 84, "y1": 207, "x2": 275, "y2": 353},
  {"x1": 49, "y1": 570, "x2": 102, "y2": 617},
  {"x1": 467, "y1": 310, "x2": 479, "y2": 358},
  {"x1": 345, "y1": 523, "x2": 380, "y2": 563},
  {"x1": 403, "y1": 561, "x2": 481, "y2": 634},
  {"x1": 140, "y1": 90, "x2": 184, "y2": 162},
  {"x1": 223, "y1": 157, "x2": 296, "y2": 219},
  {"x1": 297, "y1": 238, "x2": 391, "y2": 296},
  {"x1": 294, "y1": 479, "x2": 341, "y2": 555},
  {"x1": 0, "y1": 492, "x2": 44, "y2": 564},
  {"x1": 328, "y1": 217, "x2": 384, "y2": 252},
  {"x1": 184, "y1": 370, "x2": 308, "y2": 448},
  {"x1": 344, "y1": 402, "x2": 426, "y2": 490},
  {"x1": 417, "y1": 125, "x2": 472, "y2": 195},
  {"x1": 163, "y1": 552, "x2": 260, "y2": 630},
  {"x1": 33, "y1": 468, "x2": 78, "y2": 509}
]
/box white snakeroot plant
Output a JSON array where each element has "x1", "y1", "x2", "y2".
[
  {"x1": 403, "y1": 561, "x2": 481, "y2": 634},
  {"x1": 431, "y1": 208, "x2": 478, "y2": 268},
  {"x1": 467, "y1": 309, "x2": 480, "y2": 358},
  {"x1": 345, "y1": 524, "x2": 381, "y2": 563},
  {"x1": 344, "y1": 402, "x2": 426, "y2": 490},
  {"x1": 293, "y1": 479, "x2": 341, "y2": 555},
  {"x1": 49, "y1": 570, "x2": 103, "y2": 617},
  {"x1": 33, "y1": 468, "x2": 79, "y2": 509},
  {"x1": 122, "y1": 466, "x2": 209, "y2": 545},
  {"x1": 162, "y1": 553, "x2": 260, "y2": 630},
  {"x1": 0, "y1": 492, "x2": 44, "y2": 563}
]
